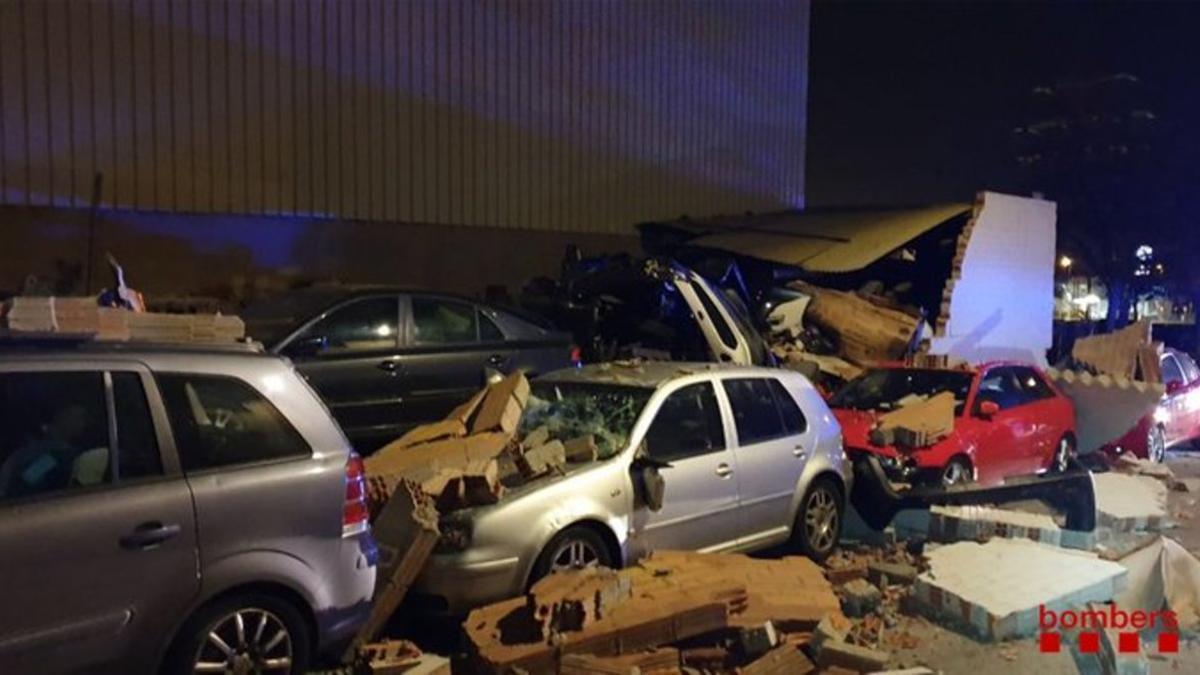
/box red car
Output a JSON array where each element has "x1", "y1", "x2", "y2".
[
  {"x1": 1102, "y1": 348, "x2": 1200, "y2": 462},
  {"x1": 830, "y1": 362, "x2": 1077, "y2": 486}
]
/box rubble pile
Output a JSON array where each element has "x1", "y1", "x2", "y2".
[
  {"x1": 462, "y1": 550, "x2": 851, "y2": 674},
  {"x1": 766, "y1": 281, "x2": 925, "y2": 391},
  {"x1": 821, "y1": 543, "x2": 929, "y2": 660}
]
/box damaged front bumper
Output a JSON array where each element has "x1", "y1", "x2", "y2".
[{"x1": 848, "y1": 451, "x2": 1097, "y2": 533}]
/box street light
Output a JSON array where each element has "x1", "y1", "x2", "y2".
[{"x1": 1059, "y1": 255, "x2": 1073, "y2": 270}]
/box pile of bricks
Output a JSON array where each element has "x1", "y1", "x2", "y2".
[
  {"x1": 1, "y1": 296, "x2": 245, "y2": 343},
  {"x1": 462, "y1": 550, "x2": 846, "y2": 674}
]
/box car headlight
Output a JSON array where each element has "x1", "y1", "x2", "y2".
[{"x1": 435, "y1": 512, "x2": 473, "y2": 554}]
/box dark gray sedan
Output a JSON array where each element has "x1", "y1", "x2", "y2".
[{"x1": 245, "y1": 288, "x2": 575, "y2": 451}]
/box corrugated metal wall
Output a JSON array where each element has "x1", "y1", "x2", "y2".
[{"x1": 0, "y1": 0, "x2": 808, "y2": 235}]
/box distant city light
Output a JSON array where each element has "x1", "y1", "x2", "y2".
[
  {"x1": 1058, "y1": 255, "x2": 1074, "y2": 269},
  {"x1": 1136, "y1": 245, "x2": 1154, "y2": 261}
]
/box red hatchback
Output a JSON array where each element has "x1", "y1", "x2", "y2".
[
  {"x1": 830, "y1": 362, "x2": 1077, "y2": 486},
  {"x1": 1102, "y1": 348, "x2": 1200, "y2": 462}
]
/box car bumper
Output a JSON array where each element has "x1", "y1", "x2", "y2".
[
  {"x1": 314, "y1": 532, "x2": 379, "y2": 654},
  {"x1": 411, "y1": 553, "x2": 526, "y2": 615}
]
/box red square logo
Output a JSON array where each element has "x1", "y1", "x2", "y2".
[
  {"x1": 1040, "y1": 632, "x2": 1062, "y2": 653},
  {"x1": 1118, "y1": 632, "x2": 1140, "y2": 653},
  {"x1": 1079, "y1": 632, "x2": 1101, "y2": 654},
  {"x1": 1159, "y1": 632, "x2": 1179, "y2": 653}
]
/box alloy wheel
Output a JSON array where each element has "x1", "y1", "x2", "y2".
[
  {"x1": 192, "y1": 608, "x2": 293, "y2": 674},
  {"x1": 804, "y1": 487, "x2": 839, "y2": 553},
  {"x1": 549, "y1": 539, "x2": 600, "y2": 573}
]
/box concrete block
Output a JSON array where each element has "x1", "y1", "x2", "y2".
[
  {"x1": 815, "y1": 640, "x2": 890, "y2": 673},
  {"x1": 840, "y1": 578, "x2": 881, "y2": 617},
  {"x1": 868, "y1": 560, "x2": 919, "y2": 586},
  {"x1": 911, "y1": 539, "x2": 1127, "y2": 641},
  {"x1": 736, "y1": 621, "x2": 780, "y2": 658},
  {"x1": 1094, "y1": 473, "x2": 1168, "y2": 533}
]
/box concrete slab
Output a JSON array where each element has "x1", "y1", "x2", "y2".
[
  {"x1": 928, "y1": 504, "x2": 1097, "y2": 550},
  {"x1": 1094, "y1": 473, "x2": 1169, "y2": 532},
  {"x1": 912, "y1": 539, "x2": 1127, "y2": 641}
]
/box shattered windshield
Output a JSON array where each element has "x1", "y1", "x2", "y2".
[
  {"x1": 830, "y1": 368, "x2": 973, "y2": 415},
  {"x1": 521, "y1": 382, "x2": 653, "y2": 459}
]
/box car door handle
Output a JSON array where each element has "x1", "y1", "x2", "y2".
[
  {"x1": 715, "y1": 463, "x2": 733, "y2": 478},
  {"x1": 487, "y1": 354, "x2": 506, "y2": 367},
  {"x1": 793, "y1": 445, "x2": 807, "y2": 459},
  {"x1": 377, "y1": 360, "x2": 399, "y2": 373},
  {"x1": 120, "y1": 522, "x2": 181, "y2": 550}
]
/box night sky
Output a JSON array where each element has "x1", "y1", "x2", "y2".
[{"x1": 806, "y1": 0, "x2": 1200, "y2": 212}]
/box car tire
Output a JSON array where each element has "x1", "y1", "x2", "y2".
[
  {"x1": 941, "y1": 457, "x2": 973, "y2": 486},
  {"x1": 1149, "y1": 425, "x2": 1167, "y2": 463},
  {"x1": 163, "y1": 592, "x2": 311, "y2": 675},
  {"x1": 1050, "y1": 435, "x2": 1075, "y2": 473},
  {"x1": 529, "y1": 526, "x2": 615, "y2": 588},
  {"x1": 790, "y1": 477, "x2": 843, "y2": 563}
]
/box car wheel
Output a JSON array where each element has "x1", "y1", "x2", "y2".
[
  {"x1": 530, "y1": 526, "x2": 615, "y2": 587},
  {"x1": 165, "y1": 593, "x2": 310, "y2": 675},
  {"x1": 1149, "y1": 425, "x2": 1167, "y2": 463},
  {"x1": 1050, "y1": 435, "x2": 1075, "y2": 473},
  {"x1": 790, "y1": 477, "x2": 843, "y2": 562},
  {"x1": 941, "y1": 457, "x2": 973, "y2": 486}
]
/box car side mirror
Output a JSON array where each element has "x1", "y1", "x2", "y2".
[
  {"x1": 632, "y1": 447, "x2": 670, "y2": 512},
  {"x1": 1166, "y1": 380, "x2": 1184, "y2": 395},
  {"x1": 977, "y1": 400, "x2": 1001, "y2": 419},
  {"x1": 288, "y1": 335, "x2": 328, "y2": 357}
]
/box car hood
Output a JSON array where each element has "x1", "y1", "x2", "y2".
[{"x1": 832, "y1": 407, "x2": 963, "y2": 458}]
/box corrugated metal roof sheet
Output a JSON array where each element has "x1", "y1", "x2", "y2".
[{"x1": 665, "y1": 203, "x2": 971, "y2": 272}]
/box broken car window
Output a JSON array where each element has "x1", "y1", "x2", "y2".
[
  {"x1": 1162, "y1": 356, "x2": 1185, "y2": 388},
  {"x1": 521, "y1": 382, "x2": 652, "y2": 460},
  {"x1": 831, "y1": 368, "x2": 973, "y2": 416}
]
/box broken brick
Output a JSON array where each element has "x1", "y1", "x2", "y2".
[
  {"x1": 868, "y1": 560, "x2": 919, "y2": 586},
  {"x1": 840, "y1": 578, "x2": 882, "y2": 618},
  {"x1": 738, "y1": 644, "x2": 815, "y2": 675},
  {"x1": 815, "y1": 639, "x2": 891, "y2": 673},
  {"x1": 564, "y1": 434, "x2": 600, "y2": 463}
]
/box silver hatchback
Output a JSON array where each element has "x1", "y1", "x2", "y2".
[
  {"x1": 0, "y1": 342, "x2": 377, "y2": 674},
  {"x1": 414, "y1": 362, "x2": 850, "y2": 614}
]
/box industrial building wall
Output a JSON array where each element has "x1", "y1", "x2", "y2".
[{"x1": 0, "y1": 0, "x2": 809, "y2": 236}]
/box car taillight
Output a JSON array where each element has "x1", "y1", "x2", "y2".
[
  {"x1": 570, "y1": 345, "x2": 583, "y2": 367},
  {"x1": 343, "y1": 453, "x2": 370, "y2": 537}
]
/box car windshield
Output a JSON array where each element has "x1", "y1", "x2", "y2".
[
  {"x1": 521, "y1": 382, "x2": 653, "y2": 460},
  {"x1": 830, "y1": 368, "x2": 974, "y2": 416}
]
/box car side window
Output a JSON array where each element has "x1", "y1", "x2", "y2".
[
  {"x1": 644, "y1": 383, "x2": 726, "y2": 462},
  {"x1": 723, "y1": 378, "x2": 787, "y2": 445},
  {"x1": 297, "y1": 296, "x2": 398, "y2": 354},
  {"x1": 0, "y1": 372, "x2": 109, "y2": 502},
  {"x1": 975, "y1": 367, "x2": 1026, "y2": 411},
  {"x1": 1162, "y1": 356, "x2": 1185, "y2": 388},
  {"x1": 479, "y1": 310, "x2": 505, "y2": 342},
  {"x1": 413, "y1": 297, "x2": 478, "y2": 345},
  {"x1": 157, "y1": 374, "x2": 311, "y2": 473},
  {"x1": 112, "y1": 373, "x2": 163, "y2": 480},
  {"x1": 1013, "y1": 367, "x2": 1055, "y2": 402},
  {"x1": 768, "y1": 379, "x2": 808, "y2": 434}
]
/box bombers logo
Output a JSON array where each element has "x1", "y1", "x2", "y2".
[{"x1": 1038, "y1": 605, "x2": 1179, "y2": 654}]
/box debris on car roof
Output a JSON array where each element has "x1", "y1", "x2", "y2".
[
  {"x1": 868, "y1": 391, "x2": 956, "y2": 449},
  {"x1": 2, "y1": 295, "x2": 246, "y2": 344}
]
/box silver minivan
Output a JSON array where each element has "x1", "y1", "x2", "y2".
[
  {"x1": 414, "y1": 361, "x2": 850, "y2": 614},
  {"x1": 0, "y1": 342, "x2": 377, "y2": 674}
]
